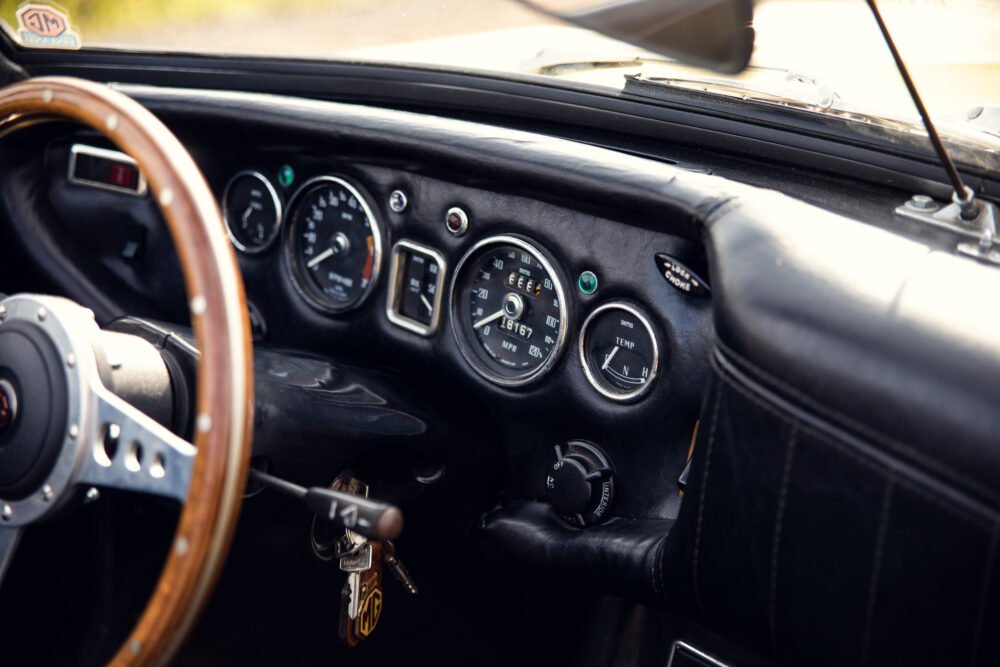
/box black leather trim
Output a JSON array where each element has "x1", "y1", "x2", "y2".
[
  {"x1": 703, "y1": 192, "x2": 1000, "y2": 511},
  {"x1": 115, "y1": 83, "x2": 745, "y2": 243},
  {"x1": 481, "y1": 501, "x2": 671, "y2": 603},
  {"x1": 667, "y1": 351, "x2": 1000, "y2": 666},
  {"x1": 712, "y1": 348, "x2": 1000, "y2": 521}
]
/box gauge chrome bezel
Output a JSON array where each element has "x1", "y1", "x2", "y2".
[
  {"x1": 450, "y1": 234, "x2": 570, "y2": 388},
  {"x1": 222, "y1": 170, "x2": 283, "y2": 255},
  {"x1": 283, "y1": 175, "x2": 384, "y2": 315},
  {"x1": 386, "y1": 239, "x2": 447, "y2": 337},
  {"x1": 579, "y1": 301, "x2": 660, "y2": 402}
]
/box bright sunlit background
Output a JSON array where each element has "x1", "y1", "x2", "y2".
[{"x1": 0, "y1": 0, "x2": 997, "y2": 127}]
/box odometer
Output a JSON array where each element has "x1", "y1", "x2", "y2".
[
  {"x1": 451, "y1": 236, "x2": 569, "y2": 386},
  {"x1": 284, "y1": 176, "x2": 383, "y2": 313}
]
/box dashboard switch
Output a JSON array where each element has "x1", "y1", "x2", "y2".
[
  {"x1": 445, "y1": 206, "x2": 469, "y2": 236},
  {"x1": 546, "y1": 440, "x2": 614, "y2": 527},
  {"x1": 389, "y1": 189, "x2": 409, "y2": 213},
  {"x1": 121, "y1": 224, "x2": 146, "y2": 261},
  {"x1": 655, "y1": 253, "x2": 710, "y2": 298}
]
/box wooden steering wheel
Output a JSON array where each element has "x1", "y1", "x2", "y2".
[{"x1": 0, "y1": 77, "x2": 253, "y2": 666}]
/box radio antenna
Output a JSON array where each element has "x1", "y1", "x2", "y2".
[{"x1": 865, "y1": 0, "x2": 980, "y2": 221}]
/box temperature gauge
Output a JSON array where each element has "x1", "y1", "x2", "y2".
[
  {"x1": 387, "y1": 240, "x2": 446, "y2": 336},
  {"x1": 580, "y1": 302, "x2": 660, "y2": 402}
]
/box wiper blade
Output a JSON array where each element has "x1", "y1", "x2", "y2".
[
  {"x1": 535, "y1": 57, "x2": 1000, "y2": 172},
  {"x1": 534, "y1": 56, "x2": 672, "y2": 76},
  {"x1": 533, "y1": 57, "x2": 841, "y2": 111},
  {"x1": 628, "y1": 69, "x2": 840, "y2": 111}
]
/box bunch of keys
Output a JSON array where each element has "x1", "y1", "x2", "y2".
[{"x1": 332, "y1": 475, "x2": 418, "y2": 647}]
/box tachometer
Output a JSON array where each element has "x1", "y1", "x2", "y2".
[
  {"x1": 284, "y1": 176, "x2": 383, "y2": 313},
  {"x1": 451, "y1": 235, "x2": 569, "y2": 386}
]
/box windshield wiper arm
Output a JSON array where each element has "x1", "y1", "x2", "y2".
[
  {"x1": 627, "y1": 69, "x2": 839, "y2": 110},
  {"x1": 533, "y1": 55, "x2": 673, "y2": 76},
  {"x1": 534, "y1": 57, "x2": 841, "y2": 111}
]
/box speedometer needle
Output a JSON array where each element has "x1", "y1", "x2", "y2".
[
  {"x1": 420, "y1": 294, "x2": 433, "y2": 313},
  {"x1": 602, "y1": 346, "x2": 620, "y2": 370},
  {"x1": 307, "y1": 247, "x2": 336, "y2": 269},
  {"x1": 473, "y1": 309, "x2": 505, "y2": 330}
]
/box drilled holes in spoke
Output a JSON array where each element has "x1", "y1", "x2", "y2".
[
  {"x1": 149, "y1": 452, "x2": 166, "y2": 479},
  {"x1": 83, "y1": 390, "x2": 196, "y2": 501},
  {"x1": 124, "y1": 441, "x2": 144, "y2": 473},
  {"x1": 96, "y1": 422, "x2": 122, "y2": 467}
]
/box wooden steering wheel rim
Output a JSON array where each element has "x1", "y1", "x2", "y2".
[{"x1": 0, "y1": 77, "x2": 254, "y2": 666}]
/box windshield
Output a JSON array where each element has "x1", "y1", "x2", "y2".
[{"x1": 1, "y1": 0, "x2": 998, "y2": 137}]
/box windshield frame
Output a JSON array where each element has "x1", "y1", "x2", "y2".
[{"x1": 1, "y1": 27, "x2": 997, "y2": 205}]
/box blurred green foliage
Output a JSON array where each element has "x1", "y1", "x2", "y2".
[{"x1": 0, "y1": 0, "x2": 314, "y2": 35}]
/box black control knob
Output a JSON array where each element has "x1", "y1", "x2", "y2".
[{"x1": 545, "y1": 440, "x2": 614, "y2": 527}]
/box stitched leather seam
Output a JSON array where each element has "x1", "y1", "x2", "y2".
[
  {"x1": 769, "y1": 424, "x2": 798, "y2": 656},
  {"x1": 692, "y1": 386, "x2": 723, "y2": 622},
  {"x1": 716, "y1": 341, "x2": 998, "y2": 507},
  {"x1": 862, "y1": 473, "x2": 895, "y2": 667},
  {"x1": 970, "y1": 525, "x2": 999, "y2": 667},
  {"x1": 715, "y1": 357, "x2": 996, "y2": 531}
]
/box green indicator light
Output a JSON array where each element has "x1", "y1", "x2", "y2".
[
  {"x1": 277, "y1": 165, "x2": 295, "y2": 188},
  {"x1": 578, "y1": 271, "x2": 598, "y2": 295}
]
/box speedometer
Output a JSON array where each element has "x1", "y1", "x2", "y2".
[
  {"x1": 284, "y1": 176, "x2": 383, "y2": 313},
  {"x1": 451, "y1": 235, "x2": 569, "y2": 386}
]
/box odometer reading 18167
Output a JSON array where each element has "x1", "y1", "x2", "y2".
[{"x1": 452, "y1": 236, "x2": 568, "y2": 386}]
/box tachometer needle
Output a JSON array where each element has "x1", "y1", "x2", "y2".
[
  {"x1": 307, "y1": 246, "x2": 336, "y2": 269},
  {"x1": 602, "y1": 346, "x2": 620, "y2": 370},
  {"x1": 420, "y1": 294, "x2": 433, "y2": 313},
  {"x1": 473, "y1": 308, "x2": 505, "y2": 329}
]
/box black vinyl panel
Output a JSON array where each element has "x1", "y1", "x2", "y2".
[
  {"x1": 868, "y1": 484, "x2": 995, "y2": 665},
  {"x1": 691, "y1": 380, "x2": 792, "y2": 647},
  {"x1": 673, "y1": 351, "x2": 1000, "y2": 667},
  {"x1": 775, "y1": 430, "x2": 884, "y2": 666}
]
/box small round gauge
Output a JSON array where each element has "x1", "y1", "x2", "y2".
[
  {"x1": 223, "y1": 171, "x2": 282, "y2": 254},
  {"x1": 451, "y1": 235, "x2": 569, "y2": 387},
  {"x1": 580, "y1": 302, "x2": 660, "y2": 402},
  {"x1": 284, "y1": 176, "x2": 383, "y2": 313}
]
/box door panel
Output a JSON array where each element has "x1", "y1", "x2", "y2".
[{"x1": 665, "y1": 192, "x2": 1000, "y2": 666}]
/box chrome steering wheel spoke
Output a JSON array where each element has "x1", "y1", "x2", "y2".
[
  {"x1": 78, "y1": 386, "x2": 195, "y2": 503},
  {"x1": 0, "y1": 526, "x2": 22, "y2": 590}
]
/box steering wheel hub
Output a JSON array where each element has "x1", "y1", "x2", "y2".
[
  {"x1": 0, "y1": 379, "x2": 15, "y2": 432},
  {"x1": 0, "y1": 295, "x2": 94, "y2": 523},
  {"x1": 0, "y1": 318, "x2": 69, "y2": 500}
]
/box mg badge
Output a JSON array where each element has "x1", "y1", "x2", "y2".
[{"x1": 358, "y1": 585, "x2": 383, "y2": 638}]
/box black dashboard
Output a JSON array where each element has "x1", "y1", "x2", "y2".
[
  {"x1": 12, "y1": 88, "x2": 720, "y2": 529},
  {"x1": 5, "y1": 80, "x2": 1000, "y2": 667}
]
